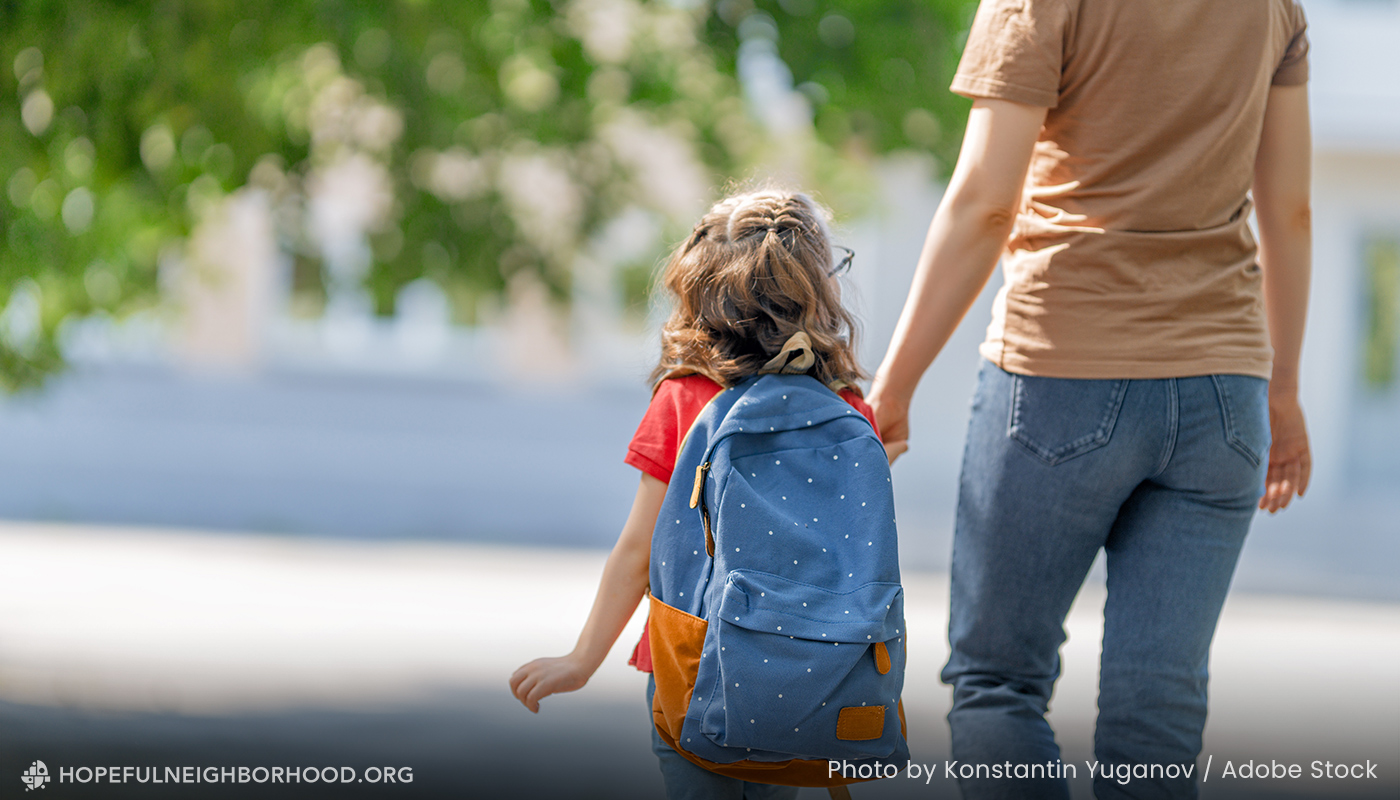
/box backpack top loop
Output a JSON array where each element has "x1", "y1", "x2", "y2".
[{"x1": 759, "y1": 332, "x2": 815, "y2": 375}]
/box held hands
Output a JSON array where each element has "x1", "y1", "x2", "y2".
[
  {"x1": 868, "y1": 388, "x2": 910, "y2": 465},
  {"x1": 509, "y1": 654, "x2": 593, "y2": 713},
  {"x1": 1261, "y1": 390, "x2": 1311, "y2": 513}
]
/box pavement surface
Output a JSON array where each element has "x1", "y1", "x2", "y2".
[{"x1": 2, "y1": 523, "x2": 1397, "y2": 799}]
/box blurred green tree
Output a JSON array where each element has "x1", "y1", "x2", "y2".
[
  {"x1": 1, "y1": 0, "x2": 977, "y2": 389},
  {"x1": 705, "y1": 0, "x2": 976, "y2": 168}
]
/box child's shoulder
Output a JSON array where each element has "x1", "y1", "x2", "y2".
[
  {"x1": 652, "y1": 374, "x2": 878, "y2": 440},
  {"x1": 650, "y1": 373, "x2": 725, "y2": 409},
  {"x1": 837, "y1": 386, "x2": 873, "y2": 415}
]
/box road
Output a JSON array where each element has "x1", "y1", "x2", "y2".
[{"x1": 2, "y1": 523, "x2": 1396, "y2": 799}]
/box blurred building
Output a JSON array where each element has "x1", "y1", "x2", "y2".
[
  {"x1": 0, "y1": 0, "x2": 1396, "y2": 599},
  {"x1": 1305, "y1": 0, "x2": 1400, "y2": 497}
]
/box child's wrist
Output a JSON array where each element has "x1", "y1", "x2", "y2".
[{"x1": 566, "y1": 648, "x2": 603, "y2": 676}]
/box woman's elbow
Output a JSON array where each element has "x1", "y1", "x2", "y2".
[
  {"x1": 942, "y1": 181, "x2": 1017, "y2": 231},
  {"x1": 1288, "y1": 202, "x2": 1312, "y2": 234},
  {"x1": 955, "y1": 201, "x2": 1016, "y2": 236},
  {"x1": 1261, "y1": 199, "x2": 1311, "y2": 237}
]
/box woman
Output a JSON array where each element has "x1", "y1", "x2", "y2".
[{"x1": 868, "y1": 2, "x2": 1312, "y2": 798}]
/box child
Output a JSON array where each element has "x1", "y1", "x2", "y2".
[{"x1": 509, "y1": 188, "x2": 882, "y2": 799}]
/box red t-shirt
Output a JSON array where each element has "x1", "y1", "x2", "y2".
[{"x1": 624, "y1": 374, "x2": 879, "y2": 672}]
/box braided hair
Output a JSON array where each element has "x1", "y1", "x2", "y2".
[{"x1": 650, "y1": 188, "x2": 865, "y2": 390}]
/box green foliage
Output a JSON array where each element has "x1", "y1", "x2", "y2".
[
  {"x1": 1363, "y1": 237, "x2": 1400, "y2": 393},
  {"x1": 706, "y1": 0, "x2": 977, "y2": 169},
  {"x1": 1, "y1": 0, "x2": 978, "y2": 388}
]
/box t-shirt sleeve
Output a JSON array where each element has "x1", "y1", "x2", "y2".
[
  {"x1": 624, "y1": 376, "x2": 722, "y2": 484},
  {"x1": 1273, "y1": 2, "x2": 1309, "y2": 86},
  {"x1": 624, "y1": 382, "x2": 685, "y2": 484},
  {"x1": 951, "y1": 0, "x2": 1071, "y2": 108},
  {"x1": 838, "y1": 389, "x2": 882, "y2": 441}
]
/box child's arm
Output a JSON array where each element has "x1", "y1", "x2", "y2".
[{"x1": 509, "y1": 473, "x2": 667, "y2": 713}]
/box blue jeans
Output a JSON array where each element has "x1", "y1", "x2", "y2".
[
  {"x1": 943, "y1": 363, "x2": 1270, "y2": 800},
  {"x1": 647, "y1": 676, "x2": 801, "y2": 800}
]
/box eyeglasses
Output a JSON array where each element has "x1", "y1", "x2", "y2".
[{"x1": 828, "y1": 245, "x2": 855, "y2": 277}]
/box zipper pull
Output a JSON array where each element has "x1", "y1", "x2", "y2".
[{"x1": 689, "y1": 461, "x2": 710, "y2": 509}]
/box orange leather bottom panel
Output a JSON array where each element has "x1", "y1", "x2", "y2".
[
  {"x1": 647, "y1": 594, "x2": 707, "y2": 741},
  {"x1": 652, "y1": 714, "x2": 871, "y2": 788},
  {"x1": 647, "y1": 593, "x2": 905, "y2": 788}
]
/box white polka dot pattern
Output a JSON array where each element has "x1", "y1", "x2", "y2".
[{"x1": 643, "y1": 372, "x2": 906, "y2": 768}]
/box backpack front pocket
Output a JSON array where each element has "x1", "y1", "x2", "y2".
[{"x1": 698, "y1": 570, "x2": 904, "y2": 761}]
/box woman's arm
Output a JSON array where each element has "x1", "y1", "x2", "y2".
[
  {"x1": 509, "y1": 473, "x2": 666, "y2": 712},
  {"x1": 869, "y1": 99, "x2": 1047, "y2": 457},
  {"x1": 1252, "y1": 83, "x2": 1313, "y2": 512}
]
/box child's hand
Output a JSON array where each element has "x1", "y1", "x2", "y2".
[{"x1": 509, "y1": 655, "x2": 593, "y2": 713}]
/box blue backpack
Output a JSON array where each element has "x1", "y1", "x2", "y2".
[{"x1": 646, "y1": 339, "x2": 909, "y2": 789}]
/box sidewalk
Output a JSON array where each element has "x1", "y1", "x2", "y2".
[{"x1": 1, "y1": 522, "x2": 1395, "y2": 798}]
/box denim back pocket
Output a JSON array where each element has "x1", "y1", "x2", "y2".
[
  {"x1": 1209, "y1": 374, "x2": 1271, "y2": 467},
  {"x1": 1009, "y1": 374, "x2": 1129, "y2": 466}
]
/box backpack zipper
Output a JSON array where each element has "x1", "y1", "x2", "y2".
[
  {"x1": 690, "y1": 461, "x2": 715, "y2": 557},
  {"x1": 689, "y1": 462, "x2": 710, "y2": 509}
]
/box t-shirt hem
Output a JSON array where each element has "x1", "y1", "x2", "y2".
[
  {"x1": 981, "y1": 343, "x2": 1273, "y2": 380},
  {"x1": 951, "y1": 74, "x2": 1059, "y2": 108},
  {"x1": 624, "y1": 450, "x2": 672, "y2": 485},
  {"x1": 628, "y1": 626, "x2": 653, "y2": 673}
]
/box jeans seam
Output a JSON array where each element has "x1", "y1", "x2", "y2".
[{"x1": 1151, "y1": 379, "x2": 1179, "y2": 477}]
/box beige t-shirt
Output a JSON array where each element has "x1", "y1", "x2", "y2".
[{"x1": 952, "y1": 0, "x2": 1310, "y2": 379}]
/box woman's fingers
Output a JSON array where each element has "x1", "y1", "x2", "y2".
[
  {"x1": 868, "y1": 391, "x2": 911, "y2": 447},
  {"x1": 1261, "y1": 452, "x2": 1307, "y2": 513},
  {"x1": 882, "y1": 413, "x2": 910, "y2": 445},
  {"x1": 885, "y1": 440, "x2": 909, "y2": 464},
  {"x1": 1261, "y1": 394, "x2": 1310, "y2": 513},
  {"x1": 1282, "y1": 459, "x2": 1302, "y2": 509},
  {"x1": 1262, "y1": 462, "x2": 1282, "y2": 512}
]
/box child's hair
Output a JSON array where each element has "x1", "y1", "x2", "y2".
[{"x1": 650, "y1": 188, "x2": 866, "y2": 390}]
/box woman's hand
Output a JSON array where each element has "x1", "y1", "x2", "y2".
[
  {"x1": 509, "y1": 654, "x2": 593, "y2": 713},
  {"x1": 868, "y1": 387, "x2": 910, "y2": 464},
  {"x1": 1260, "y1": 390, "x2": 1310, "y2": 513}
]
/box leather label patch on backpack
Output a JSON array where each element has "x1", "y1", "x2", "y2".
[
  {"x1": 873, "y1": 641, "x2": 891, "y2": 675},
  {"x1": 835, "y1": 706, "x2": 885, "y2": 741}
]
